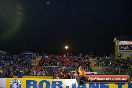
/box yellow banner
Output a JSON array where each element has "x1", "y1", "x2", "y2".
[{"x1": 5, "y1": 78, "x2": 132, "y2": 88}]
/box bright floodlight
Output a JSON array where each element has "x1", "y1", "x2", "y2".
[{"x1": 65, "y1": 46, "x2": 69, "y2": 50}]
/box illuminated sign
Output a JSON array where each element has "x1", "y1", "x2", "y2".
[{"x1": 119, "y1": 41, "x2": 132, "y2": 50}]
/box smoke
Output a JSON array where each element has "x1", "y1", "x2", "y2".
[{"x1": 0, "y1": 0, "x2": 24, "y2": 41}]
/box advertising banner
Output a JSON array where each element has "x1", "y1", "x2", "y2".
[{"x1": 0, "y1": 78, "x2": 132, "y2": 88}]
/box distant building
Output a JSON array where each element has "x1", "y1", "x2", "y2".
[{"x1": 114, "y1": 36, "x2": 132, "y2": 59}]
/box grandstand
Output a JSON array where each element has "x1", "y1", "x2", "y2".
[{"x1": 0, "y1": 51, "x2": 132, "y2": 78}]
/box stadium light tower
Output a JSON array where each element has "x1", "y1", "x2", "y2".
[{"x1": 65, "y1": 45, "x2": 69, "y2": 50}]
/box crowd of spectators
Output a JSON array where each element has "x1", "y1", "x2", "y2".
[
  {"x1": 0, "y1": 52, "x2": 132, "y2": 78},
  {"x1": 31, "y1": 53, "x2": 92, "y2": 78},
  {"x1": 0, "y1": 54, "x2": 32, "y2": 78},
  {"x1": 93, "y1": 56, "x2": 132, "y2": 76}
]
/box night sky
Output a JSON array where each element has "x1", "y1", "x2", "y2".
[{"x1": 0, "y1": 0, "x2": 132, "y2": 55}]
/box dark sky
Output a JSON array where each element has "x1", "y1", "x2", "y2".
[{"x1": 0, "y1": 0, "x2": 132, "y2": 55}]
